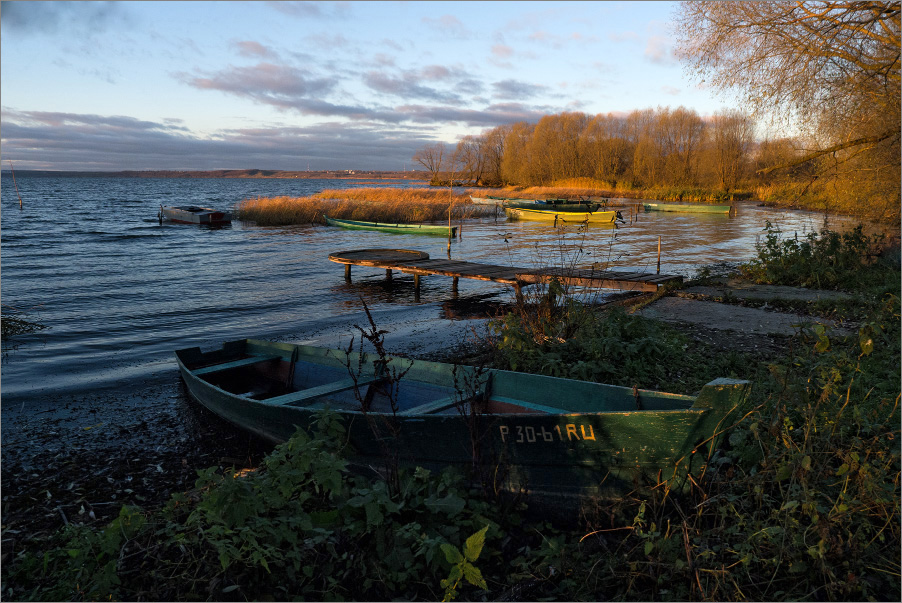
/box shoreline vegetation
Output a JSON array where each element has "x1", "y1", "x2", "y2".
[
  {"x1": 2, "y1": 223, "x2": 898, "y2": 601},
  {"x1": 234, "y1": 182, "x2": 900, "y2": 229},
  {"x1": 3, "y1": 170, "x2": 895, "y2": 224},
  {"x1": 235, "y1": 188, "x2": 492, "y2": 227}
]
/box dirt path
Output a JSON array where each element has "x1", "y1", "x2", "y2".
[{"x1": 637, "y1": 279, "x2": 856, "y2": 337}]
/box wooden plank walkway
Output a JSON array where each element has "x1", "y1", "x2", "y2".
[{"x1": 328, "y1": 249, "x2": 682, "y2": 298}]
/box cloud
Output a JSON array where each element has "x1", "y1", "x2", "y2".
[
  {"x1": 265, "y1": 1, "x2": 349, "y2": 19},
  {"x1": 0, "y1": 109, "x2": 432, "y2": 170},
  {"x1": 661, "y1": 85, "x2": 681, "y2": 96},
  {"x1": 362, "y1": 65, "x2": 481, "y2": 103},
  {"x1": 492, "y1": 79, "x2": 548, "y2": 100},
  {"x1": 364, "y1": 71, "x2": 462, "y2": 103},
  {"x1": 421, "y1": 15, "x2": 470, "y2": 38},
  {"x1": 492, "y1": 44, "x2": 514, "y2": 59},
  {"x1": 644, "y1": 34, "x2": 677, "y2": 65},
  {"x1": 233, "y1": 41, "x2": 277, "y2": 59},
  {"x1": 181, "y1": 62, "x2": 340, "y2": 111},
  {"x1": 0, "y1": 0, "x2": 130, "y2": 35},
  {"x1": 395, "y1": 103, "x2": 547, "y2": 127}
]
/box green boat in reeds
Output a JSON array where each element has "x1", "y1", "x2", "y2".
[
  {"x1": 643, "y1": 202, "x2": 733, "y2": 214},
  {"x1": 175, "y1": 338, "x2": 750, "y2": 500},
  {"x1": 324, "y1": 215, "x2": 457, "y2": 237}
]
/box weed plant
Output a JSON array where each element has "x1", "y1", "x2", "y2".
[
  {"x1": 1, "y1": 304, "x2": 47, "y2": 341},
  {"x1": 742, "y1": 222, "x2": 895, "y2": 293},
  {"x1": 3, "y1": 412, "x2": 525, "y2": 601},
  {"x1": 235, "y1": 188, "x2": 491, "y2": 226}
]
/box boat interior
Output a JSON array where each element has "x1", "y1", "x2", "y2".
[{"x1": 177, "y1": 340, "x2": 697, "y2": 417}]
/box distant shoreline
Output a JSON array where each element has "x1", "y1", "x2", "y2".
[{"x1": 0, "y1": 169, "x2": 430, "y2": 180}]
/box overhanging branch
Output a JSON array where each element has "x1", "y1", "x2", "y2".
[{"x1": 756, "y1": 128, "x2": 900, "y2": 174}]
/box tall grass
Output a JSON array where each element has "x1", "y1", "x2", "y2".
[
  {"x1": 487, "y1": 181, "x2": 754, "y2": 204},
  {"x1": 236, "y1": 188, "x2": 493, "y2": 226}
]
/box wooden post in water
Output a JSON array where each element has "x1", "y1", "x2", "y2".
[
  {"x1": 657, "y1": 236, "x2": 662, "y2": 275},
  {"x1": 345, "y1": 264, "x2": 352, "y2": 281},
  {"x1": 8, "y1": 161, "x2": 23, "y2": 209}
]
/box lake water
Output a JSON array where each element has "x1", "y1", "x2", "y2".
[{"x1": 1, "y1": 174, "x2": 857, "y2": 413}]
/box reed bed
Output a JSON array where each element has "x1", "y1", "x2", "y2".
[
  {"x1": 492, "y1": 182, "x2": 754, "y2": 204},
  {"x1": 236, "y1": 188, "x2": 492, "y2": 226}
]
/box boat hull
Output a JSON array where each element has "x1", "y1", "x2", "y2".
[
  {"x1": 175, "y1": 339, "x2": 750, "y2": 500},
  {"x1": 469, "y1": 196, "x2": 503, "y2": 205},
  {"x1": 504, "y1": 207, "x2": 618, "y2": 224},
  {"x1": 161, "y1": 205, "x2": 232, "y2": 224},
  {"x1": 325, "y1": 215, "x2": 457, "y2": 236},
  {"x1": 504, "y1": 200, "x2": 602, "y2": 212},
  {"x1": 643, "y1": 203, "x2": 732, "y2": 214}
]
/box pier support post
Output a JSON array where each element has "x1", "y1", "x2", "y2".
[
  {"x1": 386, "y1": 268, "x2": 392, "y2": 280},
  {"x1": 515, "y1": 283, "x2": 524, "y2": 305},
  {"x1": 452, "y1": 277, "x2": 459, "y2": 298},
  {"x1": 657, "y1": 236, "x2": 662, "y2": 274},
  {"x1": 344, "y1": 264, "x2": 352, "y2": 281}
]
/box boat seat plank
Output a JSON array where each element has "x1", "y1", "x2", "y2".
[
  {"x1": 262, "y1": 376, "x2": 377, "y2": 406},
  {"x1": 398, "y1": 396, "x2": 461, "y2": 415},
  {"x1": 489, "y1": 395, "x2": 565, "y2": 415},
  {"x1": 194, "y1": 354, "x2": 282, "y2": 376}
]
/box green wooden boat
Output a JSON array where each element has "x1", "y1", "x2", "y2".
[
  {"x1": 324, "y1": 215, "x2": 457, "y2": 237},
  {"x1": 503, "y1": 199, "x2": 602, "y2": 212},
  {"x1": 175, "y1": 339, "x2": 750, "y2": 500},
  {"x1": 643, "y1": 202, "x2": 733, "y2": 214}
]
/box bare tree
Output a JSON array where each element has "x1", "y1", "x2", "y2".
[
  {"x1": 675, "y1": 1, "x2": 900, "y2": 217},
  {"x1": 707, "y1": 109, "x2": 756, "y2": 191},
  {"x1": 481, "y1": 125, "x2": 509, "y2": 185},
  {"x1": 581, "y1": 113, "x2": 633, "y2": 188},
  {"x1": 412, "y1": 143, "x2": 446, "y2": 185},
  {"x1": 500, "y1": 122, "x2": 534, "y2": 186},
  {"x1": 454, "y1": 135, "x2": 486, "y2": 185}
]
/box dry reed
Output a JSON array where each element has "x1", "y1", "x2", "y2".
[{"x1": 236, "y1": 188, "x2": 493, "y2": 226}]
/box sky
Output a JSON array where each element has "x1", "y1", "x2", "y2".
[{"x1": 0, "y1": 0, "x2": 738, "y2": 172}]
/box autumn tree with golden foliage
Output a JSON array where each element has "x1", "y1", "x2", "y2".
[{"x1": 675, "y1": 1, "x2": 901, "y2": 220}]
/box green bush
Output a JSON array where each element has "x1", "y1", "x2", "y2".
[
  {"x1": 4, "y1": 412, "x2": 516, "y2": 601},
  {"x1": 741, "y1": 222, "x2": 892, "y2": 292}
]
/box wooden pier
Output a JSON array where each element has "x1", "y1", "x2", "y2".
[{"x1": 328, "y1": 249, "x2": 682, "y2": 299}]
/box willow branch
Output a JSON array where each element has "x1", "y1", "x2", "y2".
[{"x1": 757, "y1": 128, "x2": 900, "y2": 174}]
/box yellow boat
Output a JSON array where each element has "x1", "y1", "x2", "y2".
[{"x1": 504, "y1": 207, "x2": 619, "y2": 224}]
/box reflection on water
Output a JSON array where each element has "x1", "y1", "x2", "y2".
[{"x1": 0, "y1": 174, "x2": 874, "y2": 405}]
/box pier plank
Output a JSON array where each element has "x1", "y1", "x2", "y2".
[{"x1": 329, "y1": 249, "x2": 682, "y2": 293}]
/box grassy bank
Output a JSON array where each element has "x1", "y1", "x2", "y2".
[
  {"x1": 3, "y1": 226, "x2": 898, "y2": 601},
  {"x1": 483, "y1": 177, "x2": 755, "y2": 205},
  {"x1": 235, "y1": 187, "x2": 491, "y2": 226},
  {"x1": 478, "y1": 177, "x2": 899, "y2": 224}
]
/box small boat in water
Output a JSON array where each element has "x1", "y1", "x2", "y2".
[
  {"x1": 504, "y1": 206, "x2": 620, "y2": 224},
  {"x1": 469, "y1": 196, "x2": 504, "y2": 205},
  {"x1": 175, "y1": 338, "x2": 750, "y2": 500},
  {"x1": 643, "y1": 202, "x2": 733, "y2": 214},
  {"x1": 160, "y1": 205, "x2": 232, "y2": 225},
  {"x1": 324, "y1": 215, "x2": 457, "y2": 237},
  {"x1": 504, "y1": 198, "x2": 602, "y2": 212}
]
